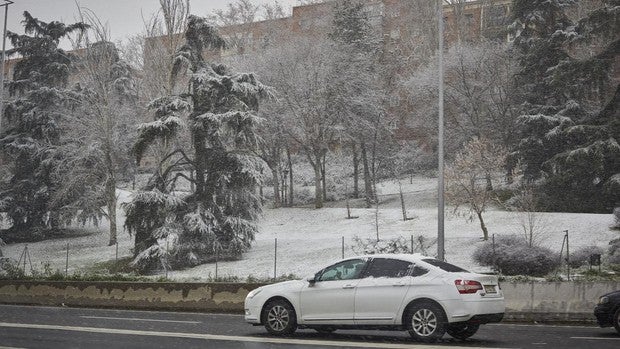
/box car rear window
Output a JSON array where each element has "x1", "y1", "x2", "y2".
[{"x1": 422, "y1": 258, "x2": 469, "y2": 272}]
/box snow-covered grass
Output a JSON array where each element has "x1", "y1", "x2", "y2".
[{"x1": 2, "y1": 177, "x2": 617, "y2": 281}]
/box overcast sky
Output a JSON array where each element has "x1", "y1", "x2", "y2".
[{"x1": 4, "y1": 0, "x2": 300, "y2": 46}]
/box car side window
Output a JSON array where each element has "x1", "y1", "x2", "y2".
[
  {"x1": 318, "y1": 259, "x2": 366, "y2": 282},
  {"x1": 410, "y1": 265, "x2": 429, "y2": 277},
  {"x1": 364, "y1": 258, "x2": 416, "y2": 278}
]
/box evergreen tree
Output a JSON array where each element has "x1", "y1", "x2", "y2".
[
  {"x1": 0, "y1": 12, "x2": 87, "y2": 242},
  {"x1": 512, "y1": 0, "x2": 619, "y2": 212},
  {"x1": 124, "y1": 16, "x2": 269, "y2": 271}
]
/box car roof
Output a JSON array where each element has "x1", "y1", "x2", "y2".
[{"x1": 351, "y1": 254, "x2": 431, "y2": 262}]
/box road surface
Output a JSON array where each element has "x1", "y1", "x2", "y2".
[{"x1": 0, "y1": 304, "x2": 618, "y2": 349}]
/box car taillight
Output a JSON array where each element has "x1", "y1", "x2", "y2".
[{"x1": 454, "y1": 279, "x2": 483, "y2": 294}]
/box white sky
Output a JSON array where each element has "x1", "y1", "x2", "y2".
[{"x1": 4, "y1": 0, "x2": 300, "y2": 46}]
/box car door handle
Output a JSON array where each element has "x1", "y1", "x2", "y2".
[
  {"x1": 392, "y1": 283, "x2": 406, "y2": 287},
  {"x1": 342, "y1": 284, "x2": 355, "y2": 289}
]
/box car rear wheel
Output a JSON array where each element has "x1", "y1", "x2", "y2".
[
  {"x1": 263, "y1": 299, "x2": 297, "y2": 335},
  {"x1": 405, "y1": 301, "x2": 447, "y2": 342},
  {"x1": 447, "y1": 323, "x2": 480, "y2": 340},
  {"x1": 614, "y1": 308, "x2": 620, "y2": 334}
]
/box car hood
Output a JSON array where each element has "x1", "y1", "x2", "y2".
[
  {"x1": 601, "y1": 289, "x2": 620, "y2": 299},
  {"x1": 256, "y1": 279, "x2": 307, "y2": 293}
]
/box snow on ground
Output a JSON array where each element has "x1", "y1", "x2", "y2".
[{"x1": 1, "y1": 179, "x2": 617, "y2": 280}]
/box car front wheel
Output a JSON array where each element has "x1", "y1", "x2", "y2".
[
  {"x1": 405, "y1": 301, "x2": 447, "y2": 342},
  {"x1": 263, "y1": 299, "x2": 297, "y2": 335},
  {"x1": 447, "y1": 323, "x2": 480, "y2": 340}
]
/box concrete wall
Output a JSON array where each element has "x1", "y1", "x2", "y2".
[
  {"x1": 502, "y1": 281, "x2": 620, "y2": 323},
  {"x1": 0, "y1": 281, "x2": 266, "y2": 313},
  {"x1": 1, "y1": 280, "x2": 618, "y2": 322}
]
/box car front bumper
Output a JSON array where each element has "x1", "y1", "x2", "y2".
[{"x1": 594, "y1": 304, "x2": 614, "y2": 328}]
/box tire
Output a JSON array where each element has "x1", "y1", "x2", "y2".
[
  {"x1": 313, "y1": 327, "x2": 336, "y2": 334},
  {"x1": 405, "y1": 301, "x2": 447, "y2": 342},
  {"x1": 263, "y1": 299, "x2": 297, "y2": 335},
  {"x1": 447, "y1": 323, "x2": 480, "y2": 340},
  {"x1": 613, "y1": 308, "x2": 620, "y2": 334}
]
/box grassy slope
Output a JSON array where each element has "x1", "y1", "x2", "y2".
[{"x1": 2, "y1": 177, "x2": 616, "y2": 280}]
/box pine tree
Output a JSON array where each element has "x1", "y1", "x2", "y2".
[
  {"x1": 124, "y1": 16, "x2": 269, "y2": 271},
  {"x1": 512, "y1": 0, "x2": 619, "y2": 212},
  {"x1": 0, "y1": 12, "x2": 88, "y2": 242}
]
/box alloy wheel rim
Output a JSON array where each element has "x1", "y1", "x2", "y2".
[
  {"x1": 411, "y1": 308, "x2": 437, "y2": 337},
  {"x1": 267, "y1": 305, "x2": 289, "y2": 331}
]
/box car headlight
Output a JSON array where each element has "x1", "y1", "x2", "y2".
[
  {"x1": 598, "y1": 296, "x2": 609, "y2": 305},
  {"x1": 247, "y1": 289, "x2": 262, "y2": 299}
]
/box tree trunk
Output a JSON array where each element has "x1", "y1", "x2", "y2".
[
  {"x1": 287, "y1": 147, "x2": 294, "y2": 206},
  {"x1": 193, "y1": 129, "x2": 207, "y2": 198},
  {"x1": 271, "y1": 167, "x2": 281, "y2": 208},
  {"x1": 399, "y1": 181, "x2": 407, "y2": 221},
  {"x1": 476, "y1": 210, "x2": 489, "y2": 241},
  {"x1": 106, "y1": 180, "x2": 117, "y2": 246},
  {"x1": 352, "y1": 143, "x2": 359, "y2": 198},
  {"x1": 361, "y1": 142, "x2": 372, "y2": 208},
  {"x1": 321, "y1": 153, "x2": 327, "y2": 202},
  {"x1": 313, "y1": 158, "x2": 323, "y2": 209},
  {"x1": 104, "y1": 134, "x2": 117, "y2": 246}
]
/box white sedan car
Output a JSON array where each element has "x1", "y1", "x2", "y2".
[{"x1": 245, "y1": 254, "x2": 504, "y2": 341}]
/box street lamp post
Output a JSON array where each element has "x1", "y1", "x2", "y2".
[
  {"x1": 437, "y1": 0, "x2": 445, "y2": 261},
  {"x1": 0, "y1": 0, "x2": 13, "y2": 133}
]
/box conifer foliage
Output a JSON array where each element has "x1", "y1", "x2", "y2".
[
  {"x1": 0, "y1": 12, "x2": 88, "y2": 242},
  {"x1": 125, "y1": 16, "x2": 269, "y2": 271},
  {"x1": 512, "y1": 0, "x2": 619, "y2": 212}
]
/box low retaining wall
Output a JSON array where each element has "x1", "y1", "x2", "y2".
[
  {"x1": 1, "y1": 280, "x2": 618, "y2": 322},
  {"x1": 501, "y1": 281, "x2": 620, "y2": 323},
  {"x1": 0, "y1": 280, "x2": 266, "y2": 313}
]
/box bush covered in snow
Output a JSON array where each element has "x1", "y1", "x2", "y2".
[
  {"x1": 607, "y1": 238, "x2": 620, "y2": 270},
  {"x1": 473, "y1": 235, "x2": 560, "y2": 276},
  {"x1": 569, "y1": 245, "x2": 604, "y2": 268}
]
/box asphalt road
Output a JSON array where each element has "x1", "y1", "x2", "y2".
[{"x1": 0, "y1": 305, "x2": 619, "y2": 349}]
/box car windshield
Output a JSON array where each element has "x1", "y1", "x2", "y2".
[{"x1": 422, "y1": 258, "x2": 469, "y2": 273}]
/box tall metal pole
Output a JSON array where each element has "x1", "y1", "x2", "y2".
[
  {"x1": 437, "y1": 0, "x2": 445, "y2": 261},
  {"x1": 0, "y1": 1, "x2": 13, "y2": 133}
]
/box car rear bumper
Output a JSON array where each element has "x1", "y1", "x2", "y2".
[{"x1": 444, "y1": 296, "x2": 505, "y2": 323}]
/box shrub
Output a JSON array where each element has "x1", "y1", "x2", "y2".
[
  {"x1": 473, "y1": 235, "x2": 560, "y2": 276},
  {"x1": 569, "y1": 245, "x2": 604, "y2": 268},
  {"x1": 607, "y1": 238, "x2": 620, "y2": 268}
]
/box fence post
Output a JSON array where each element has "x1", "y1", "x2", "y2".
[
  {"x1": 492, "y1": 234, "x2": 496, "y2": 273},
  {"x1": 341, "y1": 236, "x2": 344, "y2": 259},
  {"x1": 115, "y1": 241, "x2": 119, "y2": 262},
  {"x1": 411, "y1": 235, "x2": 414, "y2": 254},
  {"x1": 274, "y1": 238, "x2": 277, "y2": 281},
  {"x1": 65, "y1": 243, "x2": 69, "y2": 277},
  {"x1": 564, "y1": 230, "x2": 570, "y2": 281},
  {"x1": 165, "y1": 239, "x2": 169, "y2": 279},
  {"x1": 215, "y1": 247, "x2": 219, "y2": 280}
]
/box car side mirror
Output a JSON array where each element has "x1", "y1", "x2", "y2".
[{"x1": 305, "y1": 275, "x2": 317, "y2": 286}]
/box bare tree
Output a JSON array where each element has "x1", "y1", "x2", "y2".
[
  {"x1": 54, "y1": 9, "x2": 137, "y2": 246},
  {"x1": 508, "y1": 185, "x2": 550, "y2": 247},
  {"x1": 445, "y1": 137, "x2": 507, "y2": 240},
  {"x1": 405, "y1": 41, "x2": 518, "y2": 159}
]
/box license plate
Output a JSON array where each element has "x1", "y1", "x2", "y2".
[{"x1": 484, "y1": 285, "x2": 496, "y2": 293}]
